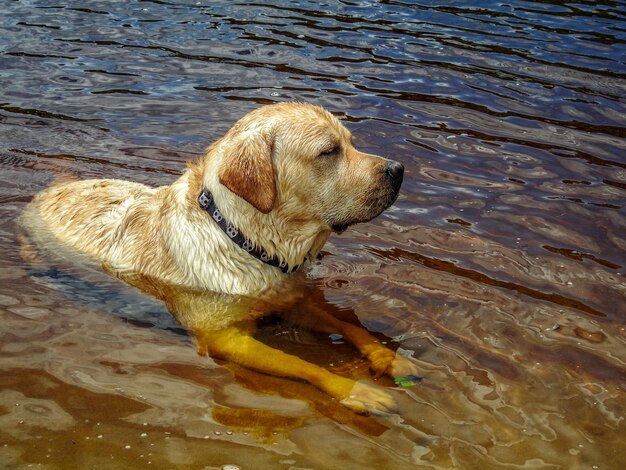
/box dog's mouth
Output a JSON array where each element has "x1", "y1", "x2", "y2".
[
  {"x1": 329, "y1": 188, "x2": 399, "y2": 234},
  {"x1": 329, "y1": 167, "x2": 403, "y2": 235}
]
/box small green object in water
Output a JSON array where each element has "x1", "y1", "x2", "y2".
[{"x1": 394, "y1": 375, "x2": 423, "y2": 387}]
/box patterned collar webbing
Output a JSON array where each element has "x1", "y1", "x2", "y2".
[{"x1": 198, "y1": 190, "x2": 298, "y2": 274}]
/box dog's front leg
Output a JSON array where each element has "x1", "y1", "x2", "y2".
[
  {"x1": 195, "y1": 326, "x2": 397, "y2": 415},
  {"x1": 293, "y1": 304, "x2": 421, "y2": 380}
]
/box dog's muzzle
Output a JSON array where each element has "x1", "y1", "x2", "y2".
[{"x1": 331, "y1": 160, "x2": 404, "y2": 234}]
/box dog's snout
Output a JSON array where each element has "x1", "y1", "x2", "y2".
[{"x1": 384, "y1": 161, "x2": 404, "y2": 181}]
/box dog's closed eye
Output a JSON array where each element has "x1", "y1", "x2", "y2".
[{"x1": 320, "y1": 145, "x2": 340, "y2": 156}]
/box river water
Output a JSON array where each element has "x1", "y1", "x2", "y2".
[{"x1": 1, "y1": 1, "x2": 625, "y2": 469}]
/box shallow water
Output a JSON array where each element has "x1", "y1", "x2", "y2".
[{"x1": 1, "y1": 1, "x2": 625, "y2": 468}]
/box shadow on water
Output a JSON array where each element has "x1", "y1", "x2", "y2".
[{"x1": 1, "y1": 0, "x2": 625, "y2": 468}]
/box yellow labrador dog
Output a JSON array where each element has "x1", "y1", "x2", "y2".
[{"x1": 24, "y1": 102, "x2": 418, "y2": 414}]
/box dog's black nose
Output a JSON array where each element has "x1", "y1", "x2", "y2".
[{"x1": 384, "y1": 161, "x2": 404, "y2": 181}]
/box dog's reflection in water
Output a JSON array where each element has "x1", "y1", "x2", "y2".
[{"x1": 112, "y1": 267, "x2": 419, "y2": 418}]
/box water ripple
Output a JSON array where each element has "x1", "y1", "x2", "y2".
[{"x1": 1, "y1": 1, "x2": 625, "y2": 468}]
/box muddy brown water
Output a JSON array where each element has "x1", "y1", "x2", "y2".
[{"x1": 1, "y1": 1, "x2": 625, "y2": 469}]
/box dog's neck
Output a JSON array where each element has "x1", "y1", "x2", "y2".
[
  {"x1": 197, "y1": 189, "x2": 300, "y2": 273},
  {"x1": 182, "y1": 162, "x2": 330, "y2": 279}
]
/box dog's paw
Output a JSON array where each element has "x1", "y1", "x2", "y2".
[
  {"x1": 367, "y1": 348, "x2": 397, "y2": 378},
  {"x1": 340, "y1": 380, "x2": 398, "y2": 415},
  {"x1": 389, "y1": 355, "x2": 421, "y2": 379},
  {"x1": 368, "y1": 348, "x2": 421, "y2": 381}
]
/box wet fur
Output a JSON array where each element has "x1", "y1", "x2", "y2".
[
  {"x1": 29, "y1": 102, "x2": 399, "y2": 296},
  {"x1": 23, "y1": 102, "x2": 415, "y2": 414}
]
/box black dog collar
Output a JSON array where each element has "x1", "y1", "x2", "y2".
[{"x1": 198, "y1": 190, "x2": 299, "y2": 274}]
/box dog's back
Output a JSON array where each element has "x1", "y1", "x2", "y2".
[{"x1": 29, "y1": 179, "x2": 158, "y2": 264}]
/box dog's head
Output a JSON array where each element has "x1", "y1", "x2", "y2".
[
  {"x1": 197, "y1": 103, "x2": 404, "y2": 253},
  {"x1": 201, "y1": 102, "x2": 403, "y2": 236}
]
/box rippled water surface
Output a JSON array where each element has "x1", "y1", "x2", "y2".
[{"x1": 1, "y1": 1, "x2": 625, "y2": 468}]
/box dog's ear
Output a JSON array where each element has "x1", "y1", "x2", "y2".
[{"x1": 218, "y1": 130, "x2": 276, "y2": 214}]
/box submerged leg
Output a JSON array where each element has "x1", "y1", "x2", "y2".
[
  {"x1": 196, "y1": 326, "x2": 397, "y2": 415},
  {"x1": 288, "y1": 306, "x2": 421, "y2": 379}
]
